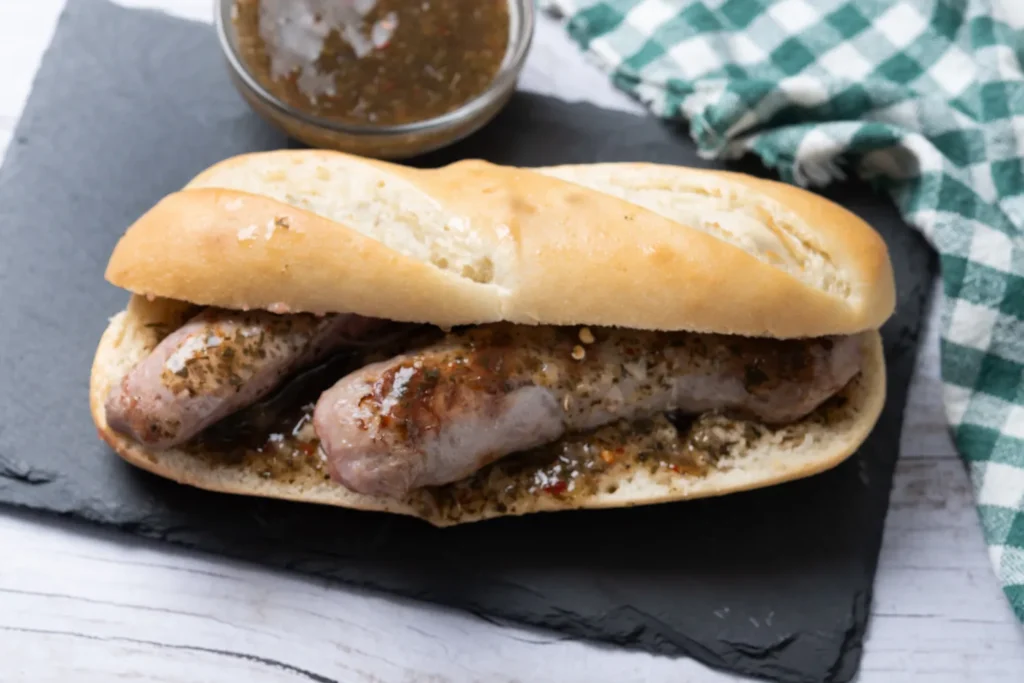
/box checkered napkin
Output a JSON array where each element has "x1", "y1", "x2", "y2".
[{"x1": 542, "y1": 0, "x2": 1024, "y2": 621}]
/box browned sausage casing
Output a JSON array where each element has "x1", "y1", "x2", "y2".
[
  {"x1": 105, "y1": 308, "x2": 383, "y2": 449},
  {"x1": 313, "y1": 324, "x2": 863, "y2": 498}
]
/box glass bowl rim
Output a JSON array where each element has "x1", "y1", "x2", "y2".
[{"x1": 214, "y1": 0, "x2": 537, "y2": 138}]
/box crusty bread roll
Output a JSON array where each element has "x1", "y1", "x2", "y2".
[
  {"x1": 90, "y1": 295, "x2": 886, "y2": 527},
  {"x1": 106, "y1": 149, "x2": 896, "y2": 338},
  {"x1": 92, "y1": 150, "x2": 895, "y2": 525}
]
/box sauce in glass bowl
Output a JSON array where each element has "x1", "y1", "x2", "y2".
[{"x1": 232, "y1": 0, "x2": 511, "y2": 127}]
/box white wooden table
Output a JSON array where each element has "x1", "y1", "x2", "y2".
[{"x1": 1, "y1": 2, "x2": 1022, "y2": 681}]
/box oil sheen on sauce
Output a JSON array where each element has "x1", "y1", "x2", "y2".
[{"x1": 231, "y1": 0, "x2": 511, "y2": 126}]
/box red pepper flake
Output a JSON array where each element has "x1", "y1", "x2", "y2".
[
  {"x1": 296, "y1": 441, "x2": 318, "y2": 457},
  {"x1": 543, "y1": 481, "x2": 568, "y2": 496},
  {"x1": 667, "y1": 463, "x2": 681, "y2": 473}
]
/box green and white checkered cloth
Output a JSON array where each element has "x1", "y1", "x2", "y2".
[{"x1": 542, "y1": 0, "x2": 1024, "y2": 622}]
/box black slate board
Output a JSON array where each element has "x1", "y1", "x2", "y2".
[{"x1": 0, "y1": 1, "x2": 937, "y2": 682}]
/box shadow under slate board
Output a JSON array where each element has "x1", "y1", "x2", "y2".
[{"x1": 0, "y1": 1, "x2": 936, "y2": 682}]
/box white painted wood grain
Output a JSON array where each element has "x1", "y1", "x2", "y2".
[
  {"x1": 2, "y1": 458, "x2": 1022, "y2": 683},
  {"x1": 0, "y1": 1, "x2": 1021, "y2": 681}
]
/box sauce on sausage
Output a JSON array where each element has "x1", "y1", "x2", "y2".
[{"x1": 185, "y1": 335, "x2": 858, "y2": 523}]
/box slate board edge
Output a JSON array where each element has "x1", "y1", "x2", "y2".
[{"x1": 0, "y1": 2, "x2": 938, "y2": 682}]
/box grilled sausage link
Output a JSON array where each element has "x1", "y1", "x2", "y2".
[
  {"x1": 314, "y1": 325, "x2": 863, "y2": 498},
  {"x1": 105, "y1": 308, "x2": 383, "y2": 449}
]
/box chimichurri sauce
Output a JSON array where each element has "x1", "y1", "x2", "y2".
[{"x1": 232, "y1": 0, "x2": 511, "y2": 126}]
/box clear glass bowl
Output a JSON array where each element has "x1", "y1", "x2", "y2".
[{"x1": 215, "y1": 0, "x2": 535, "y2": 159}]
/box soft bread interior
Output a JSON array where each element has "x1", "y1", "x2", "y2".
[
  {"x1": 105, "y1": 150, "x2": 896, "y2": 339},
  {"x1": 90, "y1": 296, "x2": 888, "y2": 527}
]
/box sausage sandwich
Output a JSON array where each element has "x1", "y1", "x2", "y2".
[{"x1": 90, "y1": 150, "x2": 896, "y2": 526}]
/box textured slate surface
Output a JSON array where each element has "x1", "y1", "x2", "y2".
[{"x1": 0, "y1": 1, "x2": 937, "y2": 681}]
